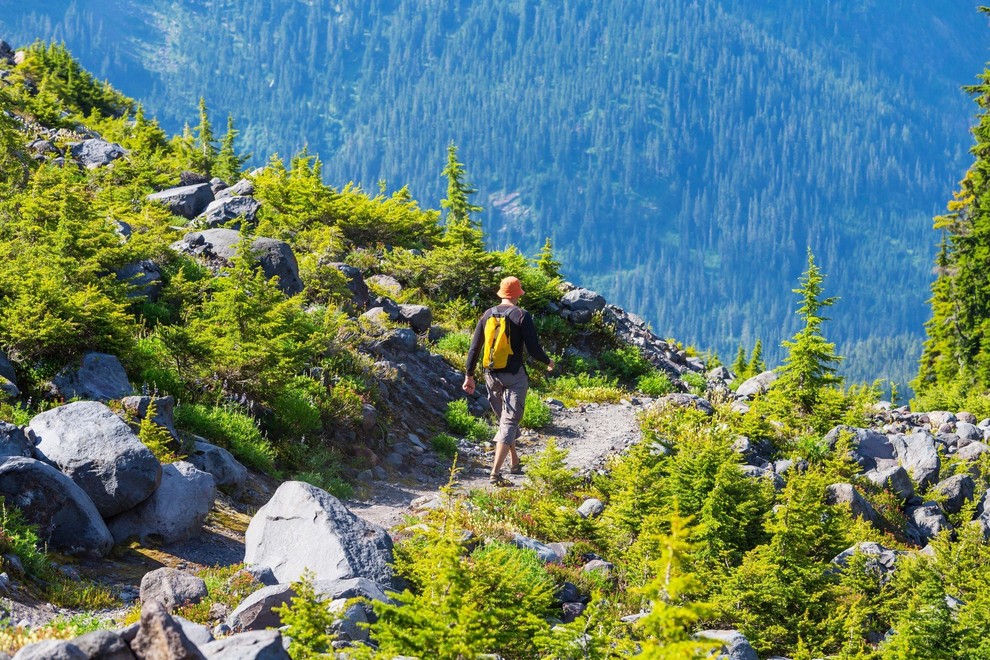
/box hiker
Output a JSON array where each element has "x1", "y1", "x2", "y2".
[{"x1": 463, "y1": 276, "x2": 554, "y2": 486}]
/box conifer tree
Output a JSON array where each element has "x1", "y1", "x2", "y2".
[
  {"x1": 213, "y1": 113, "x2": 248, "y2": 183},
  {"x1": 440, "y1": 142, "x2": 483, "y2": 249},
  {"x1": 536, "y1": 237, "x2": 562, "y2": 279},
  {"x1": 747, "y1": 339, "x2": 765, "y2": 376},
  {"x1": 731, "y1": 345, "x2": 748, "y2": 378},
  {"x1": 776, "y1": 250, "x2": 842, "y2": 413},
  {"x1": 194, "y1": 97, "x2": 217, "y2": 173}
]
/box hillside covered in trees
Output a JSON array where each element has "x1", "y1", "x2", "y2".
[{"x1": 1, "y1": 0, "x2": 987, "y2": 389}]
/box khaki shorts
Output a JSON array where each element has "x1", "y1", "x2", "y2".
[{"x1": 484, "y1": 369, "x2": 528, "y2": 446}]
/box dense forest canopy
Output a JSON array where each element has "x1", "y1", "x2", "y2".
[{"x1": 1, "y1": 0, "x2": 988, "y2": 389}]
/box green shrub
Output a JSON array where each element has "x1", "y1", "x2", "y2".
[
  {"x1": 0, "y1": 499, "x2": 48, "y2": 578},
  {"x1": 136, "y1": 399, "x2": 184, "y2": 463},
  {"x1": 545, "y1": 373, "x2": 625, "y2": 405},
  {"x1": 268, "y1": 376, "x2": 324, "y2": 441},
  {"x1": 174, "y1": 403, "x2": 276, "y2": 473},
  {"x1": 274, "y1": 570, "x2": 336, "y2": 658},
  {"x1": 682, "y1": 371, "x2": 707, "y2": 395},
  {"x1": 526, "y1": 438, "x2": 580, "y2": 498},
  {"x1": 521, "y1": 395, "x2": 553, "y2": 429},
  {"x1": 431, "y1": 432, "x2": 459, "y2": 460},
  {"x1": 600, "y1": 345, "x2": 653, "y2": 381},
  {"x1": 444, "y1": 399, "x2": 493, "y2": 441},
  {"x1": 637, "y1": 371, "x2": 676, "y2": 396}
]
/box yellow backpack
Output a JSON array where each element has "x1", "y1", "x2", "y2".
[{"x1": 483, "y1": 308, "x2": 515, "y2": 370}]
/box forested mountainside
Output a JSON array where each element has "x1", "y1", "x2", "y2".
[{"x1": 1, "y1": 0, "x2": 987, "y2": 389}]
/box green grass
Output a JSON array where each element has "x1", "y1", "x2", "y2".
[
  {"x1": 173, "y1": 403, "x2": 276, "y2": 473},
  {"x1": 543, "y1": 374, "x2": 626, "y2": 406},
  {"x1": 444, "y1": 399, "x2": 494, "y2": 441},
  {"x1": 637, "y1": 371, "x2": 677, "y2": 397}
]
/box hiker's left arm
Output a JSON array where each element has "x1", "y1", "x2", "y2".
[{"x1": 521, "y1": 313, "x2": 552, "y2": 366}]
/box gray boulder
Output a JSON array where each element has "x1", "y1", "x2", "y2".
[
  {"x1": 890, "y1": 431, "x2": 941, "y2": 490},
  {"x1": 373, "y1": 328, "x2": 418, "y2": 353},
  {"x1": 653, "y1": 393, "x2": 715, "y2": 415},
  {"x1": 831, "y1": 542, "x2": 901, "y2": 584},
  {"x1": 116, "y1": 261, "x2": 163, "y2": 302},
  {"x1": 69, "y1": 139, "x2": 125, "y2": 169},
  {"x1": 577, "y1": 498, "x2": 605, "y2": 519},
  {"x1": 200, "y1": 630, "x2": 290, "y2": 659},
  {"x1": 367, "y1": 274, "x2": 402, "y2": 294},
  {"x1": 511, "y1": 534, "x2": 564, "y2": 563},
  {"x1": 11, "y1": 640, "x2": 86, "y2": 660},
  {"x1": 735, "y1": 370, "x2": 777, "y2": 398},
  {"x1": 71, "y1": 630, "x2": 135, "y2": 660},
  {"x1": 741, "y1": 465, "x2": 785, "y2": 490},
  {"x1": 328, "y1": 263, "x2": 370, "y2": 307},
  {"x1": 0, "y1": 350, "x2": 17, "y2": 398},
  {"x1": 141, "y1": 567, "x2": 209, "y2": 611},
  {"x1": 824, "y1": 425, "x2": 896, "y2": 473},
  {"x1": 187, "y1": 439, "x2": 248, "y2": 497},
  {"x1": 958, "y1": 441, "x2": 990, "y2": 462},
  {"x1": 227, "y1": 577, "x2": 390, "y2": 632},
  {"x1": 121, "y1": 395, "x2": 179, "y2": 441},
  {"x1": 197, "y1": 196, "x2": 261, "y2": 229},
  {"x1": 174, "y1": 616, "x2": 214, "y2": 648},
  {"x1": 328, "y1": 599, "x2": 369, "y2": 642},
  {"x1": 906, "y1": 502, "x2": 951, "y2": 546},
  {"x1": 0, "y1": 457, "x2": 112, "y2": 557},
  {"x1": 695, "y1": 630, "x2": 758, "y2": 660},
  {"x1": 935, "y1": 474, "x2": 975, "y2": 515},
  {"x1": 825, "y1": 483, "x2": 881, "y2": 525},
  {"x1": 214, "y1": 178, "x2": 255, "y2": 199},
  {"x1": 956, "y1": 422, "x2": 983, "y2": 444},
  {"x1": 51, "y1": 352, "x2": 134, "y2": 402},
  {"x1": 398, "y1": 304, "x2": 433, "y2": 333},
  {"x1": 561, "y1": 288, "x2": 606, "y2": 312},
  {"x1": 108, "y1": 461, "x2": 215, "y2": 545},
  {"x1": 864, "y1": 465, "x2": 915, "y2": 501},
  {"x1": 30, "y1": 401, "x2": 161, "y2": 518},
  {"x1": 0, "y1": 422, "x2": 32, "y2": 459},
  {"x1": 973, "y1": 488, "x2": 990, "y2": 537},
  {"x1": 171, "y1": 229, "x2": 304, "y2": 296},
  {"x1": 130, "y1": 600, "x2": 205, "y2": 660},
  {"x1": 148, "y1": 183, "x2": 215, "y2": 219},
  {"x1": 243, "y1": 481, "x2": 394, "y2": 586}
]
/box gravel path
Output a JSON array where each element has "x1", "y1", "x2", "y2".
[{"x1": 348, "y1": 400, "x2": 645, "y2": 529}]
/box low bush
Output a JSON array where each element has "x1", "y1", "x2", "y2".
[
  {"x1": 431, "y1": 432, "x2": 459, "y2": 460},
  {"x1": 520, "y1": 394, "x2": 553, "y2": 429},
  {"x1": 637, "y1": 371, "x2": 676, "y2": 396},
  {"x1": 444, "y1": 399, "x2": 493, "y2": 441},
  {"x1": 173, "y1": 403, "x2": 276, "y2": 473},
  {"x1": 544, "y1": 373, "x2": 625, "y2": 405}
]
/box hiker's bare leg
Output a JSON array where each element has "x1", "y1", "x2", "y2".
[
  {"x1": 509, "y1": 445, "x2": 519, "y2": 470},
  {"x1": 492, "y1": 441, "x2": 511, "y2": 476}
]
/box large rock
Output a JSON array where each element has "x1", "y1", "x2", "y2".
[
  {"x1": 398, "y1": 304, "x2": 432, "y2": 333},
  {"x1": 561, "y1": 288, "x2": 606, "y2": 312},
  {"x1": 116, "y1": 260, "x2": 164, "y2": 302},
  {"x1": 200, "y1": 630, "x2": 290, "y2": 659},
  {"x1": 831, "y1": 542, "x2": 900, "y2": 584},
  {"x1": 148, "y1": 183, "x2": 215, "y2": 219},
  {"x1": 825, "y1": 483, "x2": 881, "y2": 525},
  {"x1": 197, "y1": 196, "x2": 262, "y2": 229},
  {"x1": 243, "y1": 481, "x2": 394, "y2": 586},
  {"x1": 890, "y1": 431, "x2": 941, "y2": 490},
  {"x1": 0, "y1": 422, "x2": 32, "y2": 459},
  {"x1": 0, "y1": 350, "x2": 17, "y2": 398},
  {"x1": 934, "y1": 474, "x2": 975, "y2": 514},
  {"x1": 824, "y1": 425, "x2": 896, "y2": 472},
  {"x1": 71, "y1": 630, "x2": 135, "y2": 660},
  {"x1": 30, "y1": 401, "x2": 161, "y2": 518},
  {"x1": 511, "y1": 534, "x2": 564, "y2": 563},
  {"x1": 120, "y1": 395, "x2": 179, "y2": 441},
  {"x1": 214, "y1": 178, "x2": 255, "y2": 199},
  {"x1": 11, "y1": 640, "x2": 87, "y2": 660},
  {"x1": 695, "y1": 630, "x2": 758, "y2": 660},
  {"x1": 141, "y1": 567, "x2": 209, "y2": 611},
  {"x1": 327, "y1": 263, "x2": 370, "y2": 307},
  {"x1": 227, "y1": 577, "x2": 390, "y2": 632},
  {"x1": 367, "y1": 274, "x2": 402, "y2": 294},
  {"x1": 735, "y1": 370, "x2": 777, "y2": 398},
  {"x1": 906, "y1": 502, "x2": 951, "y2": 546},
  {"x1": 51, "y1": 352, "x2": 134, "y2": 402},
  {"x1": 863, "y1": 465, "x2": 914, "y2": 501},
  {"x1": 69, "y1": 138, "x2": 126, "y2": 169},
  {"x1": 187, "y1": 439, "x2": 248, "y2": 497},
  {"x1": 131, "y1": 600, "x2": 205, "y2": 660},
  {"x1": 0, "y1": 457, "x2": 112, "y2": 558},
  {"x1": 171, "y1": 229, "x2": 304, "y2": 296},
  {"x1": 108, "y1": 462, "x2": 215, "y2": 545}
]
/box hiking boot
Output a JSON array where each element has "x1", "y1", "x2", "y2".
[
  {"x1": 489, "y1": 473, "x2": 513, "y2": 487},
  {"x1": 508, "y1": 464, "x2": 524, "y2": 475}
]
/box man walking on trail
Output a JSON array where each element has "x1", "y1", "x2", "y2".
[{"x1": 463, "y1": 276, "x2": 554, "y2": 486}]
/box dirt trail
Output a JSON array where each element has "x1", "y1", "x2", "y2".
[{"x1": 348, "y1": 400, "x2": 645, "y2": 529}]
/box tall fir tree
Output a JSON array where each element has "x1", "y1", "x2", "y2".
[
  {"x1": 440, "y1": 142, "x2": 484, "y2": 249},
  {"x1": 213, "y1": 113, "x2": 248, "y2": 183},
  {"x1": 775, "y1": 250, "x2": 842, "y2": 413},
  {"x1": 194, "y1": 97, "x2": 217, "y2": 174},
  {"x1": 747, "y1": 339, "x2": 765, "y2": 376},
  {"x1": 536, "y1": 237, "x2": 562, "y2": 279},
  {"x1": 731, "y1": 345, "x2": 748, "y2": 378}
]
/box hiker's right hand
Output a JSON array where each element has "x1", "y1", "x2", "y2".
[
  {"x1": 547, "y1": 361, "x2": 555, "y2": 373},
  {"x1": 462, "y1": 375, "x2": 476, "y2": 395}
]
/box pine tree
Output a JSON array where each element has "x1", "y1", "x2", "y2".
[
  {"x1": 731, "y1": 345, "x2": 748, "y2": 378},
  {"x1": 536, "y1": 237, "x2": 562, "y2": 279},
  {"x1": 776, "y1": 250, "x2": 842, "y2": 413},
  {"x1": 440, "y1": 142, "x2": 483, "y2": 249},
  {"x1": 747, "y1": 339, "x2": 765, "y2": 376},
  {"x1": 213, "y1": 114, "x2": 248, "y2": 183},
  {"x1": 193, "y1": 97, "x2": 217, "y2": 173}
]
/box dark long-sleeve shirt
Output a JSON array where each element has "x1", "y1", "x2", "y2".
[{"x1": 465, "y1": 304, "x2": 552, "y2": 376}]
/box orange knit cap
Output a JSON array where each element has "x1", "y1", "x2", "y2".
[{"x1": 497, "y1": 276, "x2": 525, "y2": 299}]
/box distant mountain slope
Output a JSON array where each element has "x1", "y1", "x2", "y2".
[{"x1": 2, "y1": 0, "x2": 987, "y2": 387}]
